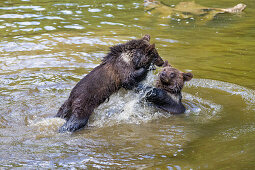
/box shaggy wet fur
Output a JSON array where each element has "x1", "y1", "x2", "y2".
[
  {"x1": 55, "y1": 35, "x2": 164, "y2": 132},
  {"x1": 140, "y1": 61, "x2": 193, "y2": 114}
]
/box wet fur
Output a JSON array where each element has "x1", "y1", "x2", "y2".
[
  {"x1": 55, "y1": 35, "x2": 164, "y2": 132},
  {"x1": 145, "y1": 61, "x2": 193, "y2": 114}
]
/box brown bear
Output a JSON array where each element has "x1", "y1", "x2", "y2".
[
  {"x1": 136, "y1": 61, "x2": 193, "y2": 114},
  {"x1": 55, "y1": 35, "x2": 164, "y2": 132}
]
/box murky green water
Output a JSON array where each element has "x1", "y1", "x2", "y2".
[{"x1": 0, "y1": 0, "x2": 254, "y2": 169}]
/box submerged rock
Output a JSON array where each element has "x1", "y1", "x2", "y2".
[{"x1": 144, "y1": 0, "x2": 246, "y2": 23}]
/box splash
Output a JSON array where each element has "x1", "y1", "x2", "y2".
[
  {"x1": 183, "y1": 93, "x2": 222, "y2": 122},
  {"x1": 186, "y1": 79, "x2": 255, "y2": 109},
  {"x1": 91, "y1": 74, "x2": 255, "y2": 127},
  {"x1": 90, "y1": 72, "x2": 220, "y2": 127},
  {"x1": 29, "y1": 76, "x2": 255, "y2": 129},
  {"x1": 90, "y1": 72, "x2": 168, "y2": 127},
  {"x1": 29, "y1": 117, "x2": 66, "y2": 132}
]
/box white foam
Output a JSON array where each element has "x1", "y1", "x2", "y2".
[
  {"x1": 29, "y1": 117, "x2": 66, "y2": 132},
  {"x1": 186, "y1": 79, "x2": 255, "y2": 109},
  {"x1": 91, "y1": 75, "x2": 255, "y2": 127},
  {"x1": 30, "y1": 77, "x2": 254, "y2": 130},
  {"x1": 220, "y1": 125, "x2": 255, "y2": 140},
  {"x1": 90, "y1": 71, "x2": 168, "y2": 127},
  {"x1": 183, "y1": 93, "x2": 222, "y2": 122},
  {"x1": 92, "y1": 72, "x2": 224, "y2": 127}
]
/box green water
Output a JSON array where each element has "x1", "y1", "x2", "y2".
[{"x1": 0, "y1": 0, "x2": 254, "y2": 169}]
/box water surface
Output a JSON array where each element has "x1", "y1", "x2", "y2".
[{"x1": 0, "y1": 0, "x2": 254, "y2": 169}]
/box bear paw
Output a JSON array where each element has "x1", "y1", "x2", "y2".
[{"x1": 58, "y1": 115, "x2": 89, "y2": 133}]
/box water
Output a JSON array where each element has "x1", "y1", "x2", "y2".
[{"x1": 0, "y1": 0, "x2": 254, "y2": 169}]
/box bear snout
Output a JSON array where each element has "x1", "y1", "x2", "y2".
[
  {"x1": 160, "y1": 72, "x2": 169, "y2": 83},
  {"x1": 154, "y1": 56, "x2": 164, "y2": 66}
]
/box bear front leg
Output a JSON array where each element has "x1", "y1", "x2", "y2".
[
  {"x1": 122, "y1": 67, "x2": 148, "y2": 90},
  {"x1": 58, "y1": 105, "x2": 90, "y2": 133},
  {"x1": 133, "y1": 67, "x2": 149, "y2": 82},
  {"x1": 145, "y1": 88, "x2": 169, "y2": 105}
]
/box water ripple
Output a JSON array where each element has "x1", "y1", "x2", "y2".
[
  {"x1": 100, "y1": 21, "x2": 125, "y2": 26},
  {"x1": 63, "y1": 25, "x2": 84, "y2": 29},
  {"x1": 0, "y1": 14, "x2": 42, "y2": 18},
  {"x1": 36, "y1": 16, "x2": 64, "y2": 20},
  {"x1": 0, "y1": 42, "x2": 49, "y2": 52},
  {"x1": 88, "y1": 8, "x2": 102, "y2": 13},
  {"x1": 53, "y1": 36, "x2": 109, "y2": 46},
  {"x1": 186, "y1": 79, "x2": 255, "y2": 107},
  {"x1": 0, "y1": 6, "x2": 45, "y2": 11},
  {"x1": 15, "y1": 21, "x2": 40, "y2": 26}
]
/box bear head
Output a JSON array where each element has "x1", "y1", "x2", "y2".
[
  {"x1": 132, "y1": 34, "x2": 164, "y2": 69},
  {"x1": 156, "y1": 60, "x2": 193, "y2": 94},
  {"x1": 103, "y1": 34, "x2": 164, "y2": 69}
]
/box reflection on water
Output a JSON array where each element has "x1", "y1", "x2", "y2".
[{"x1": 0, "y1": 0, "x2": 255, "y2": 169}]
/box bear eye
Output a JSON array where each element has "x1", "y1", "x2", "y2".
[{"x1": 170, "y1": 73, "x2": 175, "y2": 78}]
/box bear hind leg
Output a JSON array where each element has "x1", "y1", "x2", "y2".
[
  {"x1": 55, "y1": 100, "x2": 72, "y2": 121},
  {"x1": 58, "y1": 104, "x2": 91, "y2": 133},
  {"x1": 58, "y1": 114, "x2": 89, "y2": 133}
]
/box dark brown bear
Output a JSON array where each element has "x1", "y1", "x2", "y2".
[
  {"x1": 55, "y1": 35, "x2": 164, "y2": 132},
  {"x1": 139, "y1": 61, "x2": 193, "y2": 114}
]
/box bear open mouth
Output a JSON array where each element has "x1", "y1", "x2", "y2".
[{"x1": 161, "y1": 83, "x2": 183, "y2": 94}]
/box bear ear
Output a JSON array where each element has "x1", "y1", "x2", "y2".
[
  {"x1": 162, "y1": 60, "x2": 171, "y2": 67},
  {"x1": 143, "y1": 34, "x2": 151, "y2": 42},
  {"x1": 183, "y1": 72, "x2": 193, "y2": 82},
  {"x1": 146, "y1": 43, "x2": 155, "y2": 52}
]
